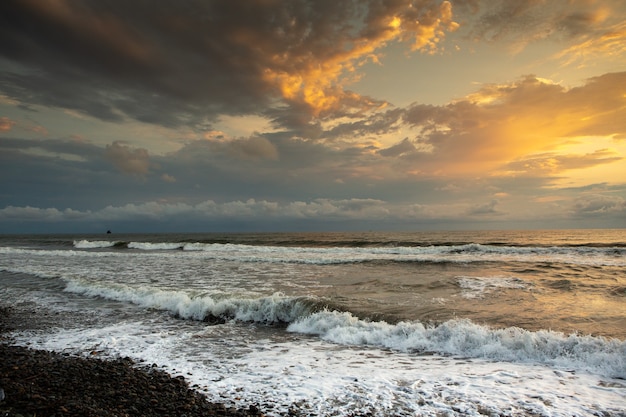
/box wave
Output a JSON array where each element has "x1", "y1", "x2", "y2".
[
  {"x1": 62, "y1": 280, "x2": 625, "y2": 379},
  {"x1": 288, "y1": 312, "x2": 626, "y2": 379},
  {"x1": 73, "y1": 240, "x2": 121, "y2": 249},
  {"x1": 68, "y1": 240, "x2": 626, "y2": 266},
  {"x1": 127, "y1": 242, "x2": 183, "y2": 250},
  {"x1": 63, "y1": 281, "x2": 321, "y2": 324},
  {"x1": 66, "y1": 231, "x2": 626, "y2": 251}
]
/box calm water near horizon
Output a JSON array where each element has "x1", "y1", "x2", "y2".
[{"x1": 1, "y1": 229, "x2": 625, "y2": 416}]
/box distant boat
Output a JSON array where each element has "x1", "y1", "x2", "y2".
[{"x1": 106, "y1": 230, "x2": 112, "y2": 234}]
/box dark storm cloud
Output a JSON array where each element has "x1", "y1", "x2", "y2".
[
  {"x1": 0, "y1": 0, "x2": 456, "y2": 131},
  {"x1": 0, "y1": 67, "x2": 125, "y2": 123},
  {"x1": 0, "y1": 0, "x2": 268, "y2": 127}
]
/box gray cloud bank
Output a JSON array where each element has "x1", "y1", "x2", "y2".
[{"x1": 2, "y1": 192, "x2": 624, "y2": 234}]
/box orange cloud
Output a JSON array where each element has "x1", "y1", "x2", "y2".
[
  {"x1": 398, "y1": 72, "x2": 626, "y2": 175},
  {"x1": 501, "y1": 149, "x2": 623, "y2": 176},
  {"x1": 0, "y1": 116, "x2": 16, "y2": 132},
  {"x1": 261, "y1": 1, "x2": 458, "y2": 116}
]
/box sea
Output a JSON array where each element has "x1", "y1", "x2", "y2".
[{"x1": 1, "y1": 229, "x2": 625, "y2": 416}]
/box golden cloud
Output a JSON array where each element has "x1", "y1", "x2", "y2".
[
  {"x1": 261, "y1": 1, "x2": 458, "y2": 116},
  {"x1": 399, "y1": 72, "x2": 626, "y2": 176}
]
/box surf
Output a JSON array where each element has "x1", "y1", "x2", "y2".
[
  {"x1": 66, "y1": 239, "x2": 626, "y2": 267},
  {"x1": 62, "y1": 278, "x2": 626, "y2": 379}
]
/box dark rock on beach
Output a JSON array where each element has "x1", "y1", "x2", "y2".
[{"x1": 0, "y1": 305, "x2": 268, "y2": 417}]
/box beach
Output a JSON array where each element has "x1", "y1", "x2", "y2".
[{"x1": 0, "y1": 305, "x2": 270, "y2": 417}]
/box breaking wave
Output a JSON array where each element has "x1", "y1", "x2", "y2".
[
  {"x1": 73, "y1": 240, "x2": 120, "y2": 249},
  {"x1": 63, "y1": 279, "x2": 626, "y2": 379}
]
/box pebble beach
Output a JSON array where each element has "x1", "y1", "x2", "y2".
[{"x1": 0, "y1": 305, "x2": 269, "y2": 417}]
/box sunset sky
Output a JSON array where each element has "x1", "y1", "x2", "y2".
[{"x1": 1, "y1": 0, "x2": 625, "y2": 233}]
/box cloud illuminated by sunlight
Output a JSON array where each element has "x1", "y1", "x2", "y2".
[
  {"x1": 555, "y1": 21, "x2": 626, "y2": 67},
  {"x1": 212, "y1": 115, "x2": 278, "y2": 139},
  {"x1": 397, "y1": 72, "x2": 626, "y2": 178},
  {"x1": 262, "y1": 1, "x2": 458, "y2": 116},
  {"x1": 0, "y1": 116, "x2": 15, "y2": 132}
]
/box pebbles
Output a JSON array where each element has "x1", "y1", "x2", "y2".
[
  {"x1": 0, "y1": 305, "x2": 267, "y2": 417},
  {"x1": 0, "y1": 344, "x2": 269, "y2": 417}
]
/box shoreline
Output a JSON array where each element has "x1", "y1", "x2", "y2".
[{"x1": 0, "y1": 305, "x2": 269, "y2": 417}]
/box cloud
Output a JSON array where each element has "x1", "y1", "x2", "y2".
[
  {"x1": 0, "y1": 205, "x2": 84, "y2": 221},
  {"x1": 0, "y1": 116, "x2": 15, "y2": 132},
  {"x1": 104, "y1": 141, "x2": 151, "y2": 176},
  {"x1": 459, "y1": 0, "x2": 625, "y2": 56},
  {"x1": 0, "y1": 199, "x2": 390, "y2": 224},
  {"x1": 502, "y1": 149, "x2": 623, "y2": 176},
  {"x1": 1, "y1": 0, "x2": 625, "y2": 234},
  {"x1": 555, "y1": 20, "x2": 626, "y2": 67},
  {"x1": 391, "y1": 72, "x2": 626, "y2": 175},
  {"x1": 161, "y1": 173, "x2": 176, "y2": 183},
  {"x1": 378, "y1": 137, "x2": 420, "y2": 158},
  {"x1": 466, "y1": 199, "x2": 502, "y2": 216},
  {"x1": 0, "y1": 0, "x2": 458, "y2": 131},
  {"x1": 4, "y1": 189, "x2": 624, "y2": 232},
  {"x1": 3, "y1": 69, "x2": 624, "y2": 220},
  {"x1": 571, "y1": 194, "x2": 626, "y2": 216},
  {"x1": 327, "y1": 107, "x2": 405, "y2": 140},
  {"x1": 227, "y1": 136, "x2": 279, "y2": 161},
  {"x1": 0, "y1": 136, "x2": 102, "y2": 161},
  {"x1": 0, "y1": 198, "x2": 482, "y2": 226}
]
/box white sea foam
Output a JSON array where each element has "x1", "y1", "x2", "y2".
[
  {"x1": 73, "y1": 240, "x2": 118, "y2": 249},
  {"x1": 58, "y1": 240, "x2": 626, "y2": 266},
  {"x1": 287, "y1": 311, "x2": 626, "y2": 379},
  {"x1": 61, "y1": 279, "x2": 626, "y2": 379},
  {"x1": 175, "y1": 241, "x2": 625, "y2": 267},
  {"x1": 12, "y1": 320, "x2": 626, "y2": 417},
  {"x1": 5, "y1": 241, "x2": 626, "y2": 267},
  {"x1": 64, "y1": 280, "x2": 312, "y2": 324},
  {"x1": 457, "y1": 275, "x2": 529, "y2": 298},
  {"x1": 127, "y1": 241, "x2": 183, "y2": 250}
]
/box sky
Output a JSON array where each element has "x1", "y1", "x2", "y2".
[{"x1": 1, "y1": 0, "x2": 625, "y2": 233}]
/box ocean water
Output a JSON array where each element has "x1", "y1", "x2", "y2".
[{"x1": 1, "y1": 230, "x2": 625, "y2": 416}]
